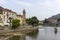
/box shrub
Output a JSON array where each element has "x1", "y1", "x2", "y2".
[{"x1": 12, "y1": 19, "x2": 20, "y2": 29}]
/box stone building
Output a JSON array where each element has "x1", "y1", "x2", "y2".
[
  {"x1": 0, "y1": 6, "x2": 26, "y2": 26},
  {"x1": 22, "y1": 9, "x2": 26, "y2": 25},
  {"x1": 48, "y1": 18, "x2": 57, "y2": 24},
  {"x1": 17, "y1": 9, "x2": 26, "y2": 25}
]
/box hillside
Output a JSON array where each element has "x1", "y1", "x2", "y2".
[{"x1": 49, "y1": 14, "x2": 60, "y2": 19}]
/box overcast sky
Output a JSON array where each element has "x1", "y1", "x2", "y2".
[{"x1": 0, "y1": 0, "x2": 60, "y2": 20}]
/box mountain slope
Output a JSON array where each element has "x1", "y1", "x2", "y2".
[{"x1": 49, "y1": 14, "x2": 60, "y2": 19}]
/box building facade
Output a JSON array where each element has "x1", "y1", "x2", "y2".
[
  {"x1": 0, "y1": 6, "x2": 26, "y2": 26},
  {"x1": 48, "y1": 18, "x2": 57, "y2": 24}
]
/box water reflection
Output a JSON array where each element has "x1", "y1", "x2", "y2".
[
  {"x1": 26, "y1": 26, "x2": 60, "y2": 40},
  {"x1": 8, "y1": 35, "x2": 22, "y2": 40},
  {"x1": 26, "y1": 29, "x2": 39, "y2": 38},
  {"x1": 54, "y1": 27, "x2": 57, "y2": 34}
]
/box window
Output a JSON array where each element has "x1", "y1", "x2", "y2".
[
  {"x1": 4, "y1": 16, "x2": 5, "y2": 21},
  {"x1": 7, "y1": 13, "x2": 9, "y2": 18},
  {"x1": 0, "y1": 18, "x2": 2, "y2": 23},
  {"x1": 0, "y1": 10, "x2": 2, "y2": 14},
  {"x1": 4, "y1": 11, "x2": 5, "y2": 14}
]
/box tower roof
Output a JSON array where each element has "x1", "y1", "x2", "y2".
[{"x1": 23, "y1": 9, "x2": 26, "y2": 14}]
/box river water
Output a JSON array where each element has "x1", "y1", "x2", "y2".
[{"x1": 26, "y1": 26, "x2": 60, "y2": 40}]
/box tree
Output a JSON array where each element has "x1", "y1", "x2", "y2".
[
  {"x1": 12, "y1": 19, "x2": 20, "y2": 29},
  {"x1": 43, "y1": 19, "x2": 49, "y2": 23},
  {"x1": 26, "y1": 16, "x2": 39, "y2": 27}
]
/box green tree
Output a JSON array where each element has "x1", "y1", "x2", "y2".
[
  {"x1": 43, "y1": 19, "x2": 49, "y2": 23},
  {"x1": 12, "y1": 19, "x2": 20, "y2": 29},
  {"x1": 26, "y1": 16, "x2": 39, "y2": 27}
]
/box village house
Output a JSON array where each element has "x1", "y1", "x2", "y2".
[{"x1": 0, "y1": 6, "x2": 26, "y2": 26}]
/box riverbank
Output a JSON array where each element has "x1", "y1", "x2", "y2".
[{"x1": 0, "y1": 26, "x2": 39, "y2": 40}]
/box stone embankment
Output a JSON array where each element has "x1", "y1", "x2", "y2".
[{"x1": 0, "y1": 26, "x2": 39, "y2": 40}]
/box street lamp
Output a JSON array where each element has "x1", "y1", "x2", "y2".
[{"x1": 9, "y1": 17, "x2": 12, "y2": 27}]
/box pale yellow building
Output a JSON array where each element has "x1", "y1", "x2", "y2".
[
  {"x1": 17, "y1": 15, "x2": 23, "y2": 25},
  {"x1": 0, "y1": 6, "x2": 26, "y2": 26},
  {"x1": 0, "y1": 14, "x2": 4, "y2": 26},
  {"x1": 17, "y1": 9, "x2": 26, "y2": 25}
]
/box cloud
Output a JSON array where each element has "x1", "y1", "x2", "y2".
[
  {"x1": 1, "y1": 0, "x2": 60, "y2": 20},
  {"x1": 29, "y1": 0, "x2": 60, "y2": 20},
  {"x1": 0, "y1": 0, "x2": 7, "y2": 4},
  {"x1": 35, "y1": 0, "x2": 60, "y2": 10},
  {"x1": 11, "y1": 0, "x2": 32, "y2": 6}
]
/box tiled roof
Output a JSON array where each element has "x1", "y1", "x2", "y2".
[
  {"x1": 0, "y1": 6, "x2": 17, "y2": 15},
  {"x1": 17, "y1": 14, "x2": 23, "y2": 17}
]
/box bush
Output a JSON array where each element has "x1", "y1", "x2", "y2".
[{"x1": 12, "y1": 19, "x2": 20, "y2": 29}]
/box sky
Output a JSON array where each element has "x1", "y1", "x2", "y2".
[{"x1": 0, "y1": 0, "x2": 60, "y2": 20}]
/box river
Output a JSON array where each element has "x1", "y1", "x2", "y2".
[{"x1": 26, "y1": 26, "x2": 60, "y2": 40}]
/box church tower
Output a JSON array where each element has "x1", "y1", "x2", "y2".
[
  {"x1": 23, "y1": 9, "x2": 26, "y2": 18},
  {"x1": 22, "y1": 9, "x2": 26, "y2": 25}
]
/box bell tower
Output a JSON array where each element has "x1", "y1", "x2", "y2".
[
  {"x1": 23, "y1": 9, "x2": 26, "y2": 18},
  {"x1": 22, "y1": 9, "x2": 26, "y2": 25}
]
